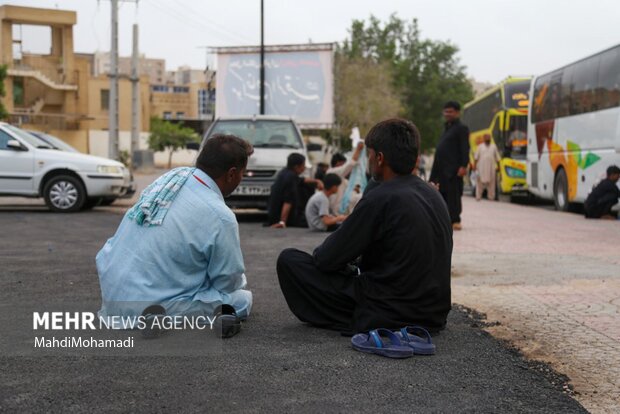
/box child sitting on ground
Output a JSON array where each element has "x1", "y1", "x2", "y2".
[{"x1": 305, "y1": 174, "x2": 348, "y2": 232}]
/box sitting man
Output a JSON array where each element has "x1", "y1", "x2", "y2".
[
  {"x1": 584, "y1": 165, "x2": 620, "y2": 219},
  {"x1": 277, "y1": 118, "x2": 453, "y2": 334},
  {"x1": 305, "y1": 173, "x2": 347, "y2": 232},
  {"x1": 97, "y1": 135, "x2": 254, "y2": 320},
  {"x1": 267, "y1": 153, "x2": 323, "y2": 228}
]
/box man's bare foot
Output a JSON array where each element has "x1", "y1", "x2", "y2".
[{"x1": 452, "y1": 223, "x2": 462, "y2": 231}]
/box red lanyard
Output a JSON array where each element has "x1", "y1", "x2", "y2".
[{"x1": 193, "y1": 174, "x2": 211, "y2": 189}]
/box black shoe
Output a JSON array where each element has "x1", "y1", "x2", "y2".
[
  {"x1": 140, "y1": 304, "x2": 167, "y2": 339},
  {"x1": 213, "y1": 304, "x2": 241, "y2": 339}
]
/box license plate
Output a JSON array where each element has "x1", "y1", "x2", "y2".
[{"x1": 233, "y1": 185, "x2": 271, "y2": 196}]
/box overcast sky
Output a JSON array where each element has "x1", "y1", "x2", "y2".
[{"x1": 4, "y1": 0, "x2": 620, "y2": 83}]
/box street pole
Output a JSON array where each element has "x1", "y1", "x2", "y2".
[
  {"x1": 259, "y1": 0, "x2": 265, "y2": 115},
  {"x1": 108, "y1": 0, "x2": 119, "y2": 160},
  {"x1": 130, "y1": 23, "x2": 140, "y2": 167}
]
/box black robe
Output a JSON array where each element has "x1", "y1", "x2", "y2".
[
  {"x1": 430, "y1": 119, "x2": 470, "y2": 223},
  {"x1": 313, "y1": 175, "x2": 453, "y2": 332}
]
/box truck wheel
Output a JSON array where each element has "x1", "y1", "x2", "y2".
[
  {"x1": 553, "y1": 168, "x2": 569, "y2": 212},
  {"x1": 43, "y1": 175, "x2": 86, "y2": 212}
]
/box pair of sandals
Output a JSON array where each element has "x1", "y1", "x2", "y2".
[
  {"x1": 140, "y1": 304, "x2": 242, "y2": 339},
  {"x1": 351, "y1": 326, "x2": 436, "y2": 359}
]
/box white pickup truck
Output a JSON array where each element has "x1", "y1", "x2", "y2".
[{"x1": 0, "y1": 122, "x2": 134, "y2": 212}]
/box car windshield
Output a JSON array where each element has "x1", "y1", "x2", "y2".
[
  {"x1": 34, "y1": 132, "x2": 80, "y2": 153},
  {"x1": 208, "y1": 120, "x2": 302, "y2": 149},
  {"x1": 4, "y1": 124, "x2": 54, "y2": 149}
]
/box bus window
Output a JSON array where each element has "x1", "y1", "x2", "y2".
[
  {"x1": 596, "y1": 47, "x2": 620, "y2": 110},
  {"x1": 570, "y1": 56, "x2": 600, "y2": 115},
  {"x1": 465, "y1": 90, "x2": 502, "y2": 132},
  {"x1": 492, "y1": 116, "x2": 505, "y2": 155},
  {"x1": 532, "y1": 74, "x2": 550, "y2": 123},
  {"x1": 547, "y1": 71, "x2": 563, "y2": 119},
  {"x1": 560, "y1": 65, "x2": 575, "y2": 117},
  {"x1": 507, "y1": 115, "x2": 528, "y2": 159}
]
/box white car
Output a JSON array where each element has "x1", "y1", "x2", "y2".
[
  {"x1": 0, "y1": 122, "x2": 134, "y2": 212},
  {"x1": 202, "y1": 116, "x2": 311, "y2": 209}
]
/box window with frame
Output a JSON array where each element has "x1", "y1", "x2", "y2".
[
  {"x1": 569, "y1": 56, "x2": 600, "y2": 115},
  {"x1": 0, "y1": 129, "x2": 12, "y2": 150},
  {"x1": 596, "y1": 46, "x2": 620, "y2": 111},
  {"x1": 100, "y1": 89, "x2": 110, "y2": 111},
  {"x1": 463, "y1": 90, "x2": 502, "y2": 132}
]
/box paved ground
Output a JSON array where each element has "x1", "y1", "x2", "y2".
[
  {"x1": 0, "y1": 208, "x2": 585, "y2": 413},
  {"x1": 453, "y1": 198, "x2": 620, "y2": 414}
]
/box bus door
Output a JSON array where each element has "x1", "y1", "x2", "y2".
[
  {"x1": 506, "y1": 113, "x2": 528, "y2": 159},
  {"x1": 499, "y1": 113, "x2": 528, "y2": 193}
]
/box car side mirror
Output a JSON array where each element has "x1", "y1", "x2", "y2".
[
  {"x1": 7, "y1": 139, "x2": 26, "y2": 151},
  {"x1": 186, "y1": 142, "x2": 200, "y2": 151},
  {"x1": 306, "y1": 143, "x2": 322, "y2": 152}
]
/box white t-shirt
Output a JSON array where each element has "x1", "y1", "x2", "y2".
[{"x1": 305, "y1": 191, "x2": 331, "y2": 231}]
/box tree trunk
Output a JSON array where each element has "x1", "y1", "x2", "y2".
[{"x1": 168, "y1": 150, "x2": 173, "y2": 169}]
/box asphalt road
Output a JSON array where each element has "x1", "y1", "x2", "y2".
[{"x1": 0, "y1": 210, "x2": 586, "y2": 413}]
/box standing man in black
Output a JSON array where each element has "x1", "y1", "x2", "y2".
[
  {"x1": 277, "y1": 118, "x2": 453, "y2": 334},
  {"x1": 430, "y1": 101, "x2": 470, "y2": 231}
]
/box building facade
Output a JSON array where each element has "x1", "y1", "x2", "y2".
[{"x1": 0, "y1": 5, "x2": 215, "y2": 164}]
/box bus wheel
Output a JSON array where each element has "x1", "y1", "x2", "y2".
[{"x1": 553, "y1": 168, "x2": 569, "y2": 212}]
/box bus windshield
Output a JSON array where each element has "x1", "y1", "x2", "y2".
[
  {"x1": 506, "y1": 115, "x2": 528, "y2": 159},
  {"x1": 505, "y1": 81, "x2": 530, "y2": 109}
]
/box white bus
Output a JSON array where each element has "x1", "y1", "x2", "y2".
[{"x1": 527, "y1": 44, "x2": 620, "y2": 210}]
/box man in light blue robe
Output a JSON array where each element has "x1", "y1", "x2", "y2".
[{"x1": 96, "y1": 135, "x2": 254, "y2": 320}]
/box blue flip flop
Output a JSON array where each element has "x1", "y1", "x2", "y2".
[
  {"x1": 351, "y1": 328, "x2": 414, "y2": 359},
  {"x1": 396, "y1": 326, "x2": 436, "y2": 355}
]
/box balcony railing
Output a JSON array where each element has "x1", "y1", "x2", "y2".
[{"x1": 8, "y1": 113, "x2": 81, "y2": 131}]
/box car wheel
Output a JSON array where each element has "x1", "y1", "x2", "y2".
[
  {"x1": 553, "y1": 168, "x2": 569, "y2": 212},
  {"x1": 43, "y1": 175, "x2": 86, "y2": 212}
]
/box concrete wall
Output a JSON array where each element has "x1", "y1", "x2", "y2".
[
  {"x1": 88, "y1": 130, "x2": 150, "y2": 158},
  {"x1": 87, "y1": 129, "x2": 195, "y2": 167},
  {"x1": 87, "y1": 75, "x2": 151, "y2": 132},
  {"x1": 50, "y1": 129, "x2": 89, "y2": 153}
]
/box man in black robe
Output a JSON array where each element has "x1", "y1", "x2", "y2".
[
  {"x1": 277, "y1": 118, "x2": 453, "y2": 334},
  {"x1": 584, "y1": 165, "x2": 620, "y2": 219},
  {"x1": 267, "y1": 153, "x2": 323, "y2": 228},
  {"x1": 430, "y1": 101, "x2": 470, "y2": 230}
]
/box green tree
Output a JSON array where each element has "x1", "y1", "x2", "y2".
[
  {"x1": 148, "y1": 117, "x2": 200, "y2": 169},
  {"x1": 0, "y1": 65, "x2": 8, "y2": 120},
  {"x1": 340, "y1": 14, "x2": 474, "y2": 150},
  {"x1": 334, "y1": 53, "x2": 402, "y2": 146}
]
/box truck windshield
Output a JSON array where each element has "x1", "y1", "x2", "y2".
[{"x1": 208, "y1": 120, "x2": 302, "y2": 149}]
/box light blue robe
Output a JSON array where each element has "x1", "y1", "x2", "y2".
[{"x1": 96, "y1": 168, "x2": 252, "y2": 319}]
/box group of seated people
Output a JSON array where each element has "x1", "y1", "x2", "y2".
[
  {"x1": 95, "y1": 117, "x2": 620, "y2": 342},
  {"x1": 96, "y1": 118, "x2": 454, "y2": 338},
  {"x1": 266, "y1": 141, "x2": 366, "y2": 232}
]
